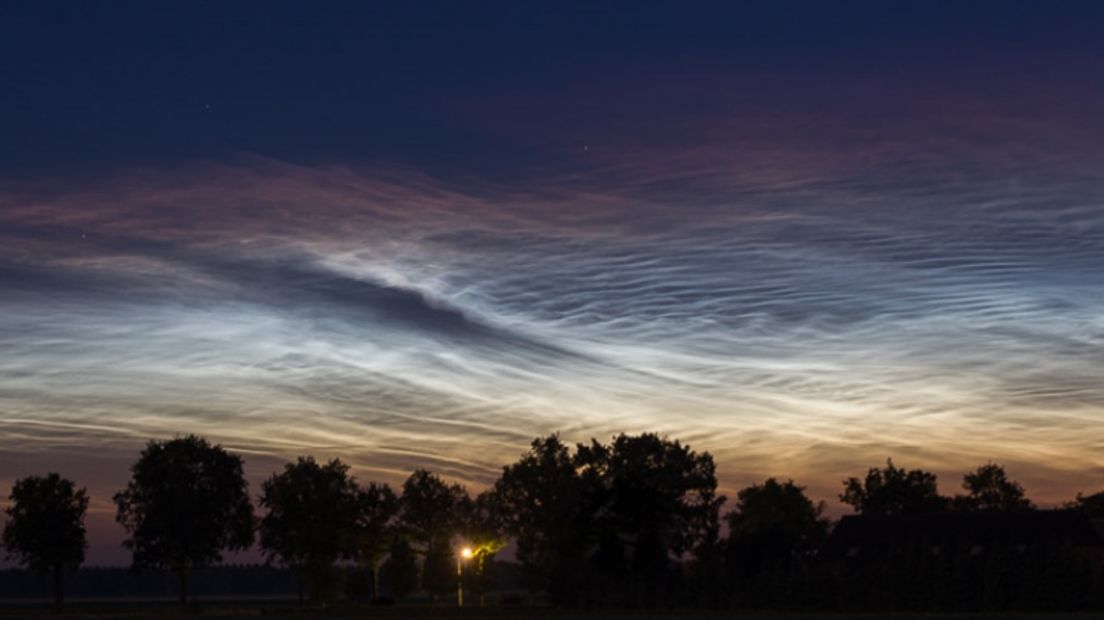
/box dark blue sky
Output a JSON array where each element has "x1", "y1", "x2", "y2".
[{"x1": 5, "y1": 2, "x2": 1102, "y2": 176}]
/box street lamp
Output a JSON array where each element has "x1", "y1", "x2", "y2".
[{"x1": 457, "y1": 547, "x2": 473, "y2": 607}]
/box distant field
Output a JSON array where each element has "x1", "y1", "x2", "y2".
[{"x1": 0, "y1": 603, "x2": 1102, "y2": 620}]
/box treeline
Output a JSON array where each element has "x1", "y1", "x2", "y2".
[
  {"x1": 0, "y1": 565, "x2": 298, "y2": 600},
  {"x1": 4, "y1": 433, "x2": 1104, "y2": 612}
]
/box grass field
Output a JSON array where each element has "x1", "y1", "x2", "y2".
[{"x1": 1, "y1": 602, "x2": 1103, "y2": 620}]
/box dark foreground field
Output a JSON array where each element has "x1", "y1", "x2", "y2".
[{"x1": 1, "y1": 603, "x2": 1103, "y2": 620}]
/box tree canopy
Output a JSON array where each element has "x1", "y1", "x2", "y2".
[
  {"x1": 1068, "y1": 490, "x2": 1104, "y2": 518},
  {"x1": 353, "y1": 481, "x2": 399, "y2": 600},
  {"x1": 840, "y1": 459, "x2": 947, "y2": 515},
  {"x1": 727, "y1": 478, "x2": 829, "y2": 565},
  {"x1": 2, "y1": 473, "x2": 89, "y2": 612},
  {"x1": 954, "y1": 463, "x2": 1033, "y2": 511},
  {"x1": 259, "y1": 456, "x2": 362, "y2": 602},
  {"x1": 398, "y1": 469, "x2": 468, "y2": 547},
  {"x1": 490, "y1": 434, "x2": 592, "y2": 599},
  {"x1": 491, "y1": 433, "x2": 722, "y2": 605},
  {"x1": 113, "y1": 436, "x2": 254, "y2": 607},
  {"x1": 579, "y1": 433, "x2": 723, "y2": 555},
  {"x1": 462, "y1": 491, "x2": 507, "y2": 604},
  {"x1": 397, "y1": 469, "x2": 469, "y2": 603}
]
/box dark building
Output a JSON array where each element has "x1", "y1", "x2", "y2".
[
  {"x1": 820, "y1": 510, "x2": 1104, "y2": 611},
  {"x1": 825, "y1": 510, "x2": 1104, "y2": 562}
]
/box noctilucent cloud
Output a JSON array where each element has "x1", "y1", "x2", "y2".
[{"x1": 2, "y1": 3, "x2": 1104, "y2": 563}]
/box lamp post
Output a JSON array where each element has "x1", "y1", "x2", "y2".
[{"x1": 456, "y1": 547, "x2": 473, "y2": 607}]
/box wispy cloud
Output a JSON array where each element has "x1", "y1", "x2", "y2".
[{"x1": 3, "y1": 74, "x2": 1104, "y2": 562}]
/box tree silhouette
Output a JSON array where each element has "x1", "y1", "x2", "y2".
[
  {"x1": 490, "y1": 434, "x2": 594, "y2": 602},
  {"x1": 578, "y1": 433, "x2": 724, "y2": 606},
  {"x1": 462, "y1": 491, "x2": 507, "y2": 606},
  {"x1": 840, "y1": 458, "x2": 947, "y2": 515},
  {"x1": 259, "y1": 456, "x2": 361, "y2": 602},
  {"x1": 1067, "y1": 490, "x2": 1104, "y2": 517},
  {"x1": 114, "y1": 436, "x2": 254, "y2": 608},
  {"x1": 954, "y1": 462, "x2": 1033, "y2": 511},
  {"x1": 725, "y1": 478, "x2": 827, "y2": 604},
  {"x1": 353, "y1": 482, "x2": 398, "y2": 601},
  {"x1": 462, "y1": 552, "x2": 498, "y2": 607},
  {"x1": 398, "y1": 469, "x2": 468, "y2": 546},
  {"x1": 421, "y1": 536, "x2": 456, "y2": 603},
  {"x1": 727, "y1": 478, "x2": 829, "y2": 576},
  {"x1": 381, "y1": 537, "x2": 419, "y2": 601},
  {"x1": 397, "y1": 469, "x2": 468, "y2": 602},
  {"x1": 2, "y1": 473, "x2": 88, "y2": 613}
]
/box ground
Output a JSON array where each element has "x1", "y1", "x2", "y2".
[{"x1": 0, "y1": 604, "x2": 1101, "y2": 620}]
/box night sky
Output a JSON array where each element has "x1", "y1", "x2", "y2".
[{"x1": 3, "y1": 2, "x2": 1104, "y2": 564}]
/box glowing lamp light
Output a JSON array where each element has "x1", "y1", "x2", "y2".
[{"x1": 461, "y1": 547, "x2": 473, "y2": 559}]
